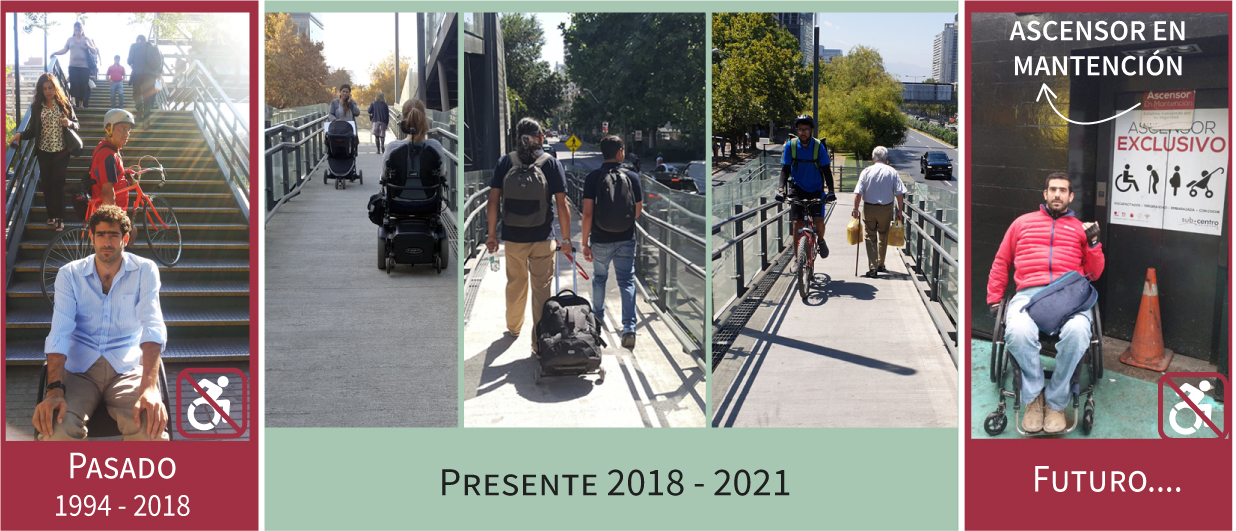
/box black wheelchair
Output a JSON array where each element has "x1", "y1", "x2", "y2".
[
  {"x1": 35, "y1": 362, "x2": 173, "y2": 440},
  {"x1": 984, "y1": 293, "x2": 1104, "y2": 436}
]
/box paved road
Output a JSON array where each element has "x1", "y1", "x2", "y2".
[
  {"x1": 463, "y1": 203, "x2": 705, "y2": 428},
  {"x1": 265, "y1": 142, "x2": 458, "y2": 427},
  {"x1": 712, "y1": 194, "x2": 958, "y2": 427},
  {"x1": 888, "y1": 129, "x2": 958, "y2": 193}
]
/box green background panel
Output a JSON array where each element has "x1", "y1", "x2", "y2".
[
  {"x1": 266, "y1": 2, "x2": 958, "y2": 13},
  {"x1": 266, "y1": 428, "x2": 958, "y2": 529}
]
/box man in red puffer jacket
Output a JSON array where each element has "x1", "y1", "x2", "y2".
[{"x1": 988, "y1": 173, "x2": 1104, "y2": 434}]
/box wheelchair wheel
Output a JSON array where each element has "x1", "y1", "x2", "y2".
[
  {"x1": 1082, "y1": 408, "x2": 1094, "y2": 435},
  {"x1": 438, "y1": 237, "x2": 450, "y2": 271},
  {"x1": 984, "y1": 411, "x2": 1007, "y2": 436},
  {"x1": 324, "y1": 174, "x2": 328, "y2": 185},
  {"x1": 41, "y1": 227, "x2": 93, "y2": 309},
  {"x1": 377, "y1": 237, "x2": 387, "y2": 270},
  {"x1": 386, "y1": 256, "x2": 394, "y2": 274},
  {"x1": 1091, "y1": 306, "x2": 1104, "y2": 380},
  {"x1": 434, "y1": 255, "x2": 442, "y2": 274}
]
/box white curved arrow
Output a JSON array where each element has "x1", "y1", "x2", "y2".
[{"x1": 1037, "y1": 83, "x2": 1141, "y2": 125}]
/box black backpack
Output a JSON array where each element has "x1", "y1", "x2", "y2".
[
  {"x1": 593, "y1": 166, "x2": 636, "y2": 233},
  {"x1": 536, "y1": 289, "x2": 605, "y2": 373}
]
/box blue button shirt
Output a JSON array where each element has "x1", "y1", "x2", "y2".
[
  {"x1": 781, "y1": 138, "x2": 830, "y2": 192},
  {"x1": 45, "y1": 252, "x2": 167, "y2": 375}
]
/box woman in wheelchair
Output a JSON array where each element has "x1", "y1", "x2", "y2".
[
  {"x1": 373, "y1": 99, "x2": 450, "y2": 272},
  {"x1": 985, "y1": 173, "x2": 1105, "y2": 436}
]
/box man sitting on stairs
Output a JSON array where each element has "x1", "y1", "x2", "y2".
[{"x1": 33, "y1": 205, "x2": 169, "y2": 441}]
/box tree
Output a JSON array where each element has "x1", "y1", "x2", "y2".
[
  {"x1": 264, "y1": 13, "x2": 331, "y2": 109},
  {"x1": 563, "y1": 13, "x2": 704, "y2": 146},
  {"x1": 711, "y1": 13, "x2": 810, "y2": 156},
  {"x1": 22, "y1": 14, "x2": 59, "y2": 71},
  {"x1": 500, "y1": 13, "x2": 566, "y2": 122},
  {"x1": 817, "y1": 46, "x2": 907, "y2": 160},
  {"x1": 325, "y1": 68, "x2": 352, "y2": 93},
  {"x1": 350, "y1": 54, "x2": 410, "y2": 107}
]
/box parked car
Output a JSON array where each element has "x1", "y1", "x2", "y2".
[
  {"x1": 683, "y1": 160, "x2": 706, "y2": 193},
  {"x1": 920, "y1": 151, "x2": 953, "y2": 179}
]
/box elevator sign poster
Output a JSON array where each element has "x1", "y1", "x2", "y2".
[{"x1": 1110, "y1": 107, "x2": 1227, "y2": 236}]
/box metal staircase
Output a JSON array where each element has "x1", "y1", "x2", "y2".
[{"x1": 5, "y1": 61, "x2": 250, "y2": 364}]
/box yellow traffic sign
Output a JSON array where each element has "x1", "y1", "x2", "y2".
[{"x1": 565, "y1": 135, "x2": 582, "y2": 152}]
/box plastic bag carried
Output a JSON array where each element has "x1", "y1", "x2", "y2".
[
  {"x1": 846, "y1": 218, "x2": 862, "y2": 246},
  {"x1": 888, "y1": 220, "x2": 906, "y2": 247}
]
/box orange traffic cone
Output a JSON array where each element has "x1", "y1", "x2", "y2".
[{"x1": 1119, "y1": 268, "x2": 1175, "y2": 372}]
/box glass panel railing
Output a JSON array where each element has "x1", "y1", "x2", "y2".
[
  {"x1": 711, "y1": 176, "x2": 780, "y2": 313},
  {"x1": 638, "y1": 176, "x2": 707, "y2": 346},
  {"x1": 904, "y1": 182, "x2": 959, "y2": 324}
]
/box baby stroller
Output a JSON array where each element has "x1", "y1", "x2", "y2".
[
  {"x1": 375, "y1": 141, "x2": 449, "y2": 273},
  {"x1": 984, "y1": 292, "x2": 1104, "y2": 436},
  {"x1": 324, "y1": 120, "x2": 362, "y2": 190}
]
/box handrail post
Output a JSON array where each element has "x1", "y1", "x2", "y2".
[
  {"x1": 293, "y1": 117, "x2": 304, "y2": 186},
  {"x1": 777, "y1": 201, "x2": 785, "y2": 252},
  {"x1": 657, "y1": 208, "x2": 670, "y2": 312},
  {"x1": 759, "y1": 197, "x2": 769, "y2": 271},
  {"x1": 931, "y1": 208, "x2": 943, "y2": 302},
  {"x1": 734, "y1": 204, "x2": 746, "y2": 297},
  {"x1": 916, "y1": 199, "x2": 926, "y2": 272}
]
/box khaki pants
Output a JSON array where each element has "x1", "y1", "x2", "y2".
[
  {"x1": 503, "y1": 240, "x2": 556, "y2": 347},
  {"x1": 40, "y1": 357, "x2": 168, "y2": 441},
  {"x1": 862, "y1": 202, "x2": 895, "y2": 271}
]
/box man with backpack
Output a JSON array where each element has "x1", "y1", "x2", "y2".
[
  {"x1": 127, "y1": 36, "x2": 148, "y2": 118},
  {"x1": 485, "y1": 118, "x2": 574, "y2": 353},
  {"x1": 778, "y1": 115, "x2": 836, "y2": 271},
  {"x1": 137, "y1": 38, "x2": 163, "y2": 124},
  {"x1": 581, "y1": 136, "x2": 643, "y2": 349}
]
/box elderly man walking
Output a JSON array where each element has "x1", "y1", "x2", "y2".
[{"x1": 851, "y1": 146, "x2": 906, "y2": 279}]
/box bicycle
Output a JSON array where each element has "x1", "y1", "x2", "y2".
[
  {"x1": 777, "y1": 194, "x2": 836, "y2": 303},
  {"x1": 40, "y1": 155, "x2": 182, "y2": 308}
]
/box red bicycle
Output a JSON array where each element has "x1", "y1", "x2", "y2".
[
  {"x1": 778, "y1": 195, "x2": 834, "y2": 302},
  {"x1": 40, "y1": 155, "x2": 182, "y2": 307}
]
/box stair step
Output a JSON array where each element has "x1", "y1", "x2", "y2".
[
  {"x1": 11, "y1": 257, "x2": 250, "y2": 272},
  {"x1": 5, "y1": 337, "x2": 250, "y2": 364},
  {"x1": 7, "y1": 307, "x2": 249, "y2": 329},
  {"x1": 7, "y1": 279, "x2": 249, "y2": 297},
  {"x1": 20, "y1": 239, "x2": 248, "y2": 250}
]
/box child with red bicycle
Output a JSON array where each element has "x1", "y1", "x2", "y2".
[{"x1": 89, "y1": 109, "x2": 138, "y2": 213}]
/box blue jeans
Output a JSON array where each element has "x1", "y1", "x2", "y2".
[
  {"x1": 590, "y1": 239, "x2": 637, "y2": 334},
  {"x1": 1004, "y1": 286, "x2": 1092, "y2": 411},
  {"x1": 110, "y1": 81, "x2": 124, "y2": 109}
]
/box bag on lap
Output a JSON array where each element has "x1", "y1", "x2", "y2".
[
  {"x1": 502, "y1": 151, "x2": 551, "y2": 227},
  {"x1": 536, "y1": 289, "x2": 605, "y2": 373},
  {"x1": 594, "y1": 166, "x2": 636, "y2": 232},
  {"x1": 1022, "y1": 271, "x2": 1097, "y2": 335}
]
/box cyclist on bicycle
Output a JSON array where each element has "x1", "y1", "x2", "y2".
[
  {"x1": 89, "y1": 109, "x2": 137, "y2": 212},
  {"x1": 779, "y1": 115, "x2": 836, "y2": 269}
]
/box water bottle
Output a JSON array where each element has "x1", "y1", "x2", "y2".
[{"x1": 489, "y1": 255, "x2": 500, "y2": 272}]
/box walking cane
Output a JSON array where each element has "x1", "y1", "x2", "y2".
[{"x1": 855, "y1": 210, "x2": 862, "y2": 277}]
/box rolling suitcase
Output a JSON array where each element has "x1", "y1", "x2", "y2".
[{"x1": 533, "y1": 246, "x2": 607, "y2": 384}]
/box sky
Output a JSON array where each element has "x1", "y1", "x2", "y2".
[
  {"x1": 815, "y1": 12, "x2": 958, "y2": 80},
  {"x1": 6, "y1": 13, "x2": 248, "y2": 71},
  {"x1": 528, "y1": 12, "x2": 958, "y2": 81},
  {"x1": 316, "y1": 12, "x2": 420, "y2": 87}
]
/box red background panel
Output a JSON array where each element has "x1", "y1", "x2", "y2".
[
  {"x1": 965, "y1": 2, "x2": 1232, "y2": 530},
  {"x1": 1, "y1": 2, "x2": 259, "y2": 529}
]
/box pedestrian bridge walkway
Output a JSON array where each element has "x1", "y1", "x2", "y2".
[
  {"x1": 264, "y1": 138, "x2": 459, "y2": 427},
  {"x1": 462, "y1": 203, "x2": 706, "y2": 428},
  {"x1": 711, "y1": 191, "x2": 958, "y2": 428}
]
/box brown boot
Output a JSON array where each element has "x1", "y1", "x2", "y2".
[
  {"x1": 1022, "y1": 394, "x2": 1045, "y2": 433},
  {"x1": 1044, "y1": 406, "x2": 1067, "y2": 433}
]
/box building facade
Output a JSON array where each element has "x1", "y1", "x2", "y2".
[{"x1": 932, "y1": 15, "x2": 958, "y2": 84}]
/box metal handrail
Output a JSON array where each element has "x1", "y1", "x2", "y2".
[
  {"x1": 161, "y1": 59, "x2": 251, "y2": 221},
  {"x1": 263, "y1": 113, "x2": 328, "y2": 219},
  {"x1": 5, "y1": 57, "x2": 71, "y2": 289}
]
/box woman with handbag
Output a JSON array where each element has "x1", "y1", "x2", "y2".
[
  {"x1": 8, "y1": 74, "x2": 81, "y2": 232},
  {"x1": 50, "y1": 21, "x2": 99, "y2": 109}
]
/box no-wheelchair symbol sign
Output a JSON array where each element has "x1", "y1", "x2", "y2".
[
  {"x1": 176, "y1": 368, "x2": 248, "y2": 439},
  {"x1": 1158, "y1": 372, "x2": 1229, "y2": 439}
]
